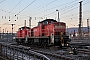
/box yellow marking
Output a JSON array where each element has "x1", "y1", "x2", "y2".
[{"x1": 60, "y1": 32, "x2": 64, "y2": 46}]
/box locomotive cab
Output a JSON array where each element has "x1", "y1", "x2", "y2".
[
  {"x1": 38, "y1": 19, "x2": 57, "y2": 26},
  {"x1": 16, "y1": 26, "x2": 30, "y2": 44},
  {"x1": 34, "y1": 19, "x2": 70, "y2": 46},
  {"x1": 37, "y1": 19, "x2": 70, "y2": 47}
]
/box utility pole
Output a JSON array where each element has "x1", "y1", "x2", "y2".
[
  {"x1": 29, "y1": 17, "x2": 32, "y2": 37},
  {"x1": 5, "y1": 28, "x2": 7, "y2": 33},
  {"x1": 7, "y1": 31, "x2": 8, "y2": 42},
  {"x1": 11, "y1": 24, "x2": 15, "y2": 41},
  {"x1": 3, "y1": 29, "x2": 4, "y2": 34},
  {"x1": 78, "y1": 1, "x2": 83, "y2": 40},
  {"x1": 24, "y1": 20, "x2": 26, "y2": 27},
  {"x1": 29, "y1": 17, "x2": 32, "y2": 28},
  {"x1": 87, "y1": 19, "x2": 89, "y2": 39},
  {"x1": 0, "y1": 27, "x2": 1, "y2": 38}
]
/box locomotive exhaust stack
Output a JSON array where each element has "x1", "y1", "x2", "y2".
[
  {"x1": 24, "y1": 20, "x2": 26, "y2": 27},
  {"x1": 29, "y1": 17, "x2": 32, "y2": 28}
]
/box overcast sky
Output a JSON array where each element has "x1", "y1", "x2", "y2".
[{"x1": 0, "y1": 0, "x2": 90, "y2": 33}]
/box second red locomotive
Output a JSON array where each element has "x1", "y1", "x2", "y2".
[{"x1": 16, "y1": 19, "x2": 70, "y2": 47}]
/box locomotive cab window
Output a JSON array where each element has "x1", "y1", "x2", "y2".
[
  {"x1": 44, "y1": 21, "x2": 48, "y2": 25},
  {"x1": 50, "y1": 20, "x2": 57, "y2": 24},
  {"x1": 20, "y1": 27, "x2": 30, "y2": 30},
  {"x1": 51, "y1": 21, "x2": 55, "y2": 23},
  {"x1": 38, "y1": 22, "x2": 41, "y2": 26},
  {"x1": 21, "y1": 27, "x2": 25, "y2": 30},
  {"x1": 26, "y1": 27, "x2": 30, "y2": 29},
  {"x1": 18, "y1": 28, "x2": 21, "y2": 31}
]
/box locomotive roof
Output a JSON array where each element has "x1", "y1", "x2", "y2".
[
  {"x1": 19, "y1": 26, "x2": 30, "y2": 29},
  {"x1": 39, "y1": 19, "x2": 57, "y2": 23}
]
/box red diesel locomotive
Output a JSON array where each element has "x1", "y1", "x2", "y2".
[{"x1": 16, "y1": 19, "x2": 70, "y2": 47}]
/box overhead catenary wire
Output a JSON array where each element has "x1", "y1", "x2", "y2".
[
  {"x1": 28, "y1": 3, "x2": 76, "y2": 15},
  {"x1": 27, "y1": 0, "x2": 78, "y2": 16},
  {"x1": 6, "y1": 0, "x2": 58, "y2": 19},
  {"x1": 14, "y1": 0, "x2": 58, "y2": 18},
  {"x1": 0, "y1": 0, "x2": 5, "y2": 3},
  {"x1": 0, "y1": 9, "x2": 15, "y2": 15},
  {"x1": 12, "y1": 0, "x2": 90, "y2": 19},
  {"x1": 42, "y1": 0, "x2": 90, "y2": 19},
  {"x1": 0, "y1": 0, "x2": 90, "y2": 32},
  {"x1": 0, "y1": 0, "x2": 82, "y2": 19},
  {"x1": 41, "y1": 3, "x2": 78, "y2": 18},
  {"x1": 0, "y1": 9, "x2": 17, "y2": 20},
  {"x1": 16, "y1": 0, "x2": 36, "y2": 15},
  {"x1": 62, "y1": 2, "x2": 90, "y2": 19},
  {"x1": 67, "y1": 10, "x2": 90, "y2": 20},
  {"x1": 0, "y1": 8, "x2": 30, "y2": 20},
  {"x1": 5, "y1": 0, "x2": 23, "y2": 20},
  {"x1": 4, "y1": 0, "x2": 36, "y2": 20},
  {"x1": 62, "y1": 0, "x2": 90, "y2": 24},
  {"x1": 0, "y1": 0, "x2": 90, "y2": 20},
  {"x1": 9, "y1": 0, "x2": 23, "y2": 13},
  {"x1": 17, "y1": 0, "x2": 90, "y2": 20},
  {"x1": 12, "y1": 0, "x2": 90, "y2": 20},
  {"x1": 62, "y1": 0, "x2": 90, "y2": 19},
  {"x1": 23, "y1": 0, "x2": 79, "y2": 20},
  {"x1": 83, "y1": 0, "x2": 90, "y2": 5},
  {"x1": 23, "y1": 0, "x2": 58, "y2": 14},
  {"x1": 16, "y1": 0, "x2": 76, "y2": 20},
  {"x1": 17, "y1": 0, "x2": 78, "y2": 20}
]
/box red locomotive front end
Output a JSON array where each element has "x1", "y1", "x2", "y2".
[
  {"x1": 54, "y1": 22, "x2": 66, "y2": 35},
  {"x1": 16, "y1": 26, "x2": 30, "y2": 44},
  {"x1": 40, "y1": 19, "x2": 66, "y2": 36},
  {"x1": 17, "y1": 28, "x2": 22, "y2": 38},
  {"x1": 21, "y1": 27, "x2": 30, "y2": 38}
]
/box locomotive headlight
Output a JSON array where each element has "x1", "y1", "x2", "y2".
[
  {"x1": 69, "y1": 51, "x2": 73, "y2": 54},
  {"x1": 66, "y1": 44, "x2": 69, "y2": 46}
]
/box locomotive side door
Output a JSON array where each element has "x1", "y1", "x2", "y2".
[{"x1": 50, "y1": 33, "x2": 54, "y2": 44}]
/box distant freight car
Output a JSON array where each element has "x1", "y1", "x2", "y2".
[{"x1": 16, "y1": 19, "x2": 70, "y2": 47}]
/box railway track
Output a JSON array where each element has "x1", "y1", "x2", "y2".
[
  {"x1": 13, "y1": 44, "x2": 74, "y2": 60},
  {"x1": 0, "y1": 42, "x2": 90, "y2": 60},
  {"x1": 24, "y1": 43, "x2": 90, "y2": 60}
]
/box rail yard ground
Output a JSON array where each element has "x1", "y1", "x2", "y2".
[
  {"x1": 28, "y1": 39, "x2": 90, "y2": 60},
  {"x1": 0, "y1": 38, "x2": 90, "y2": 60}
]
